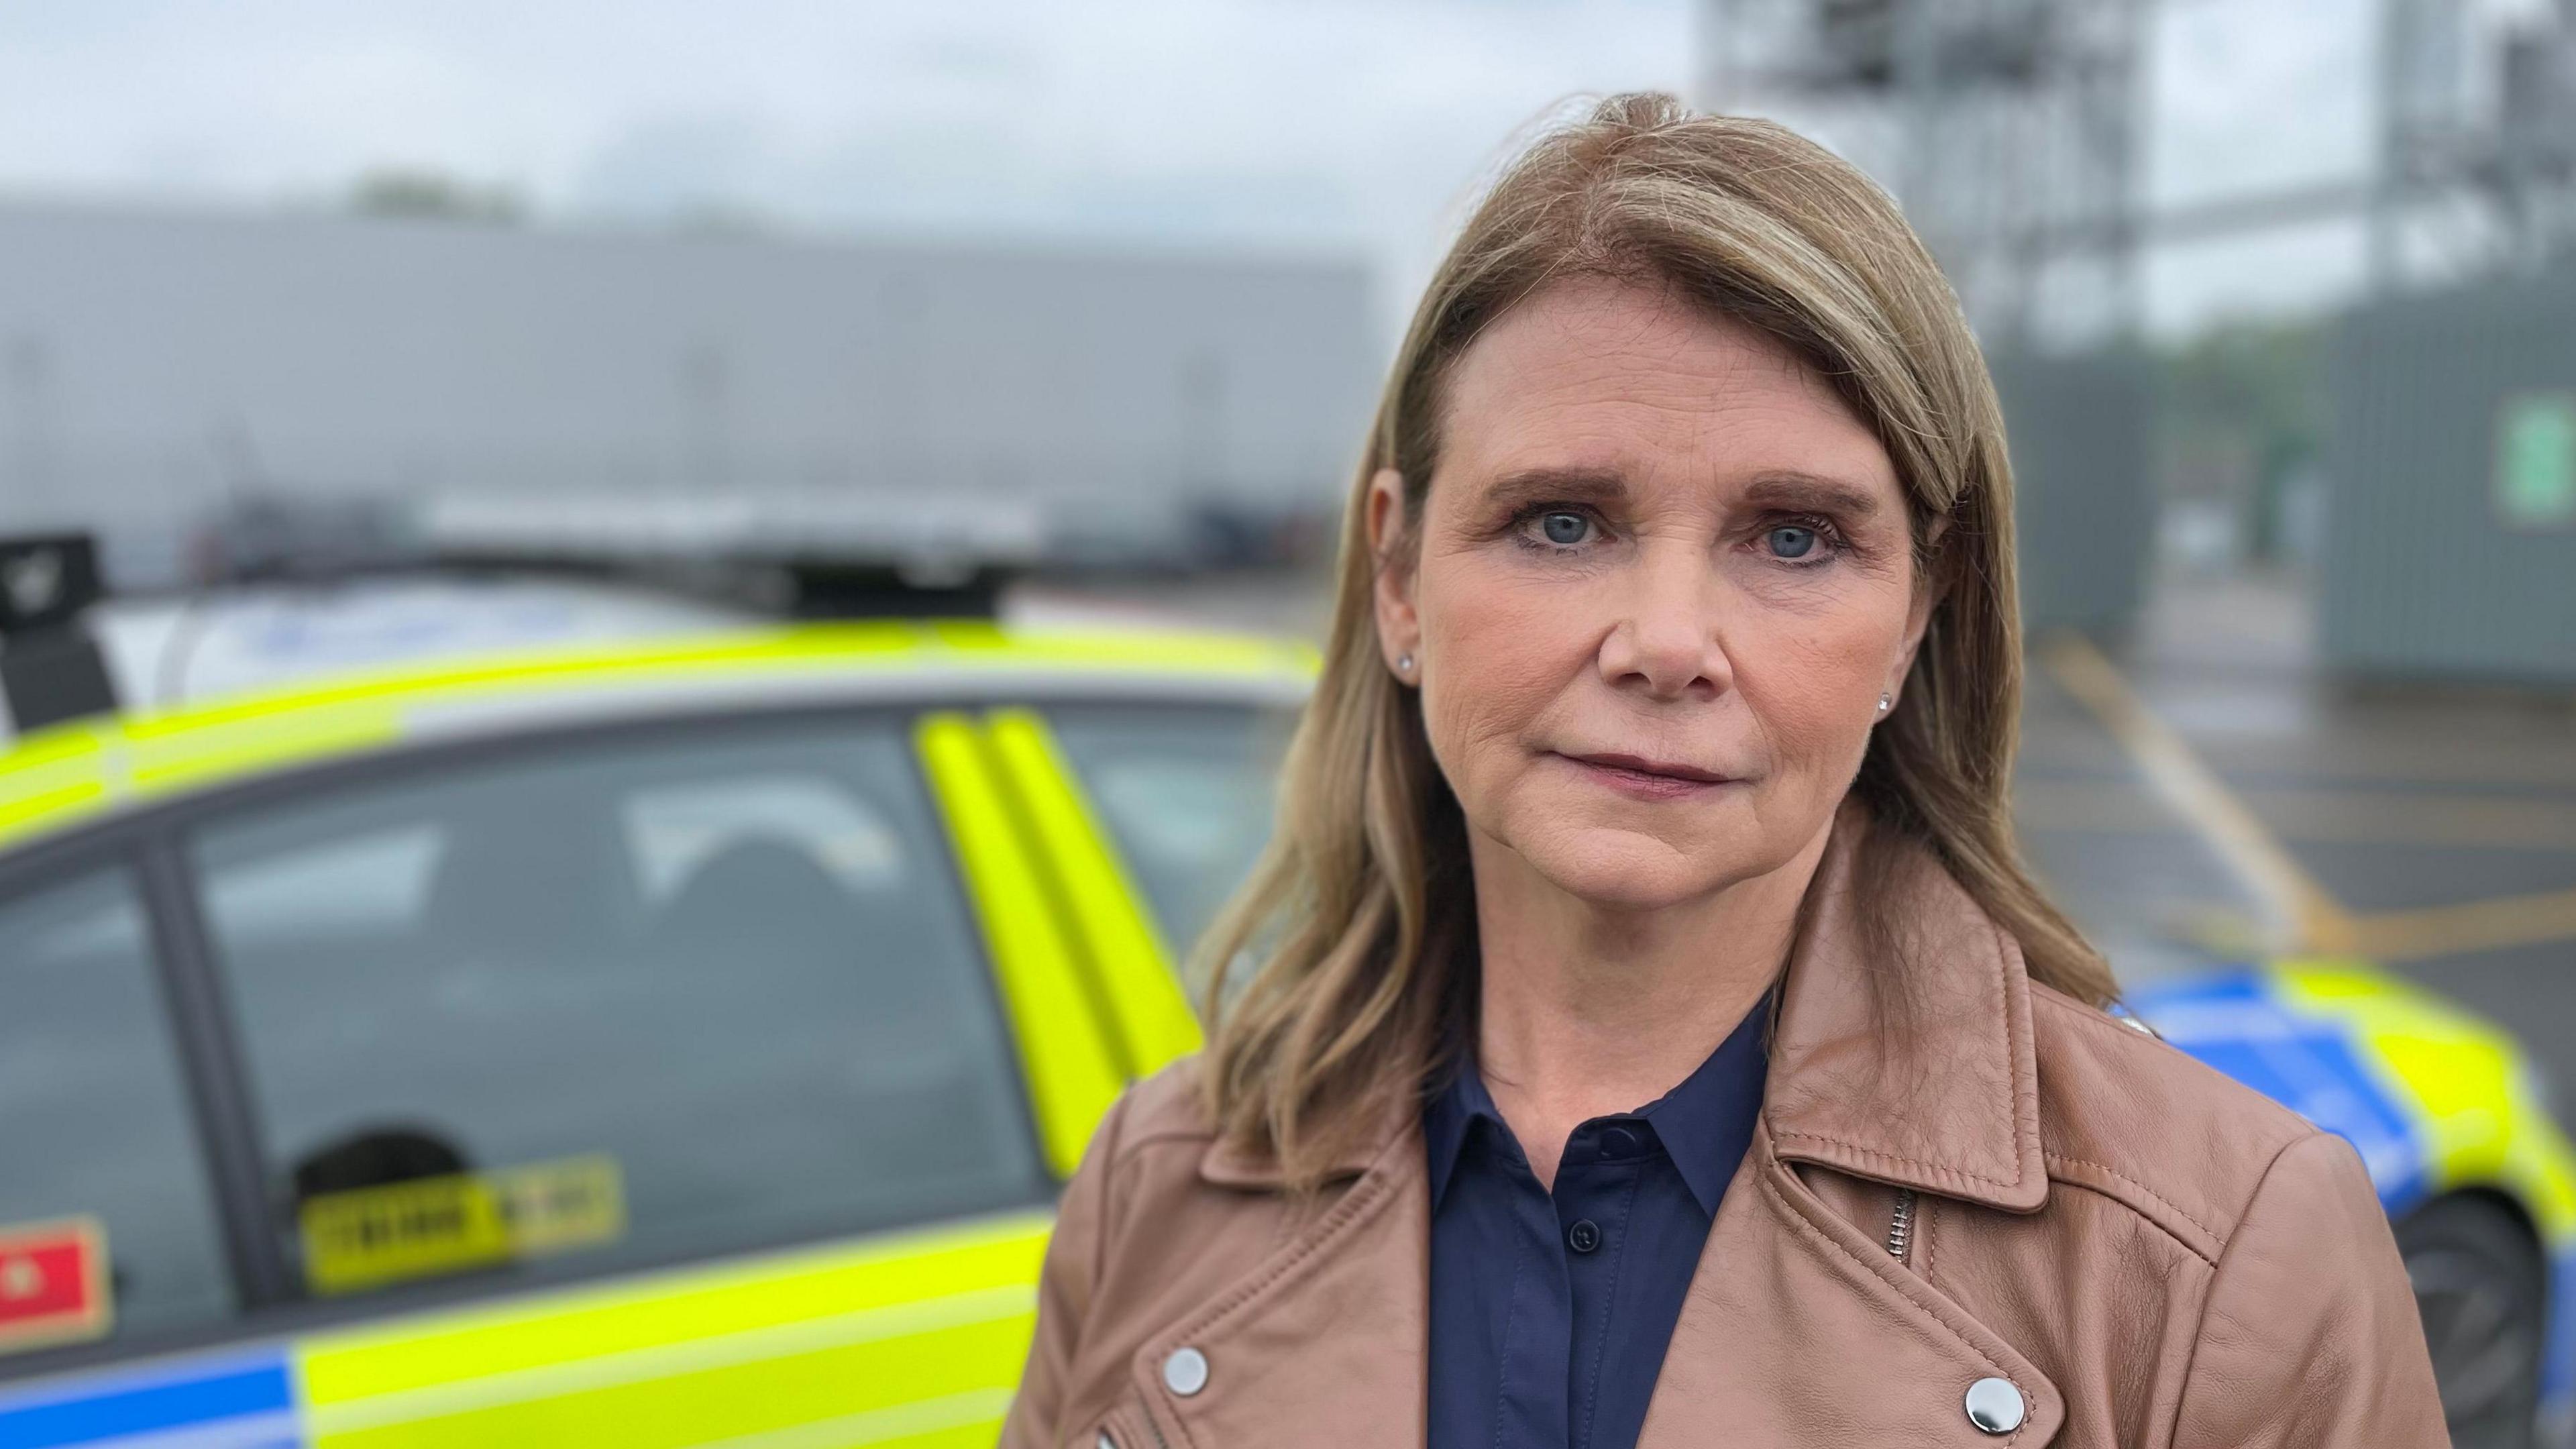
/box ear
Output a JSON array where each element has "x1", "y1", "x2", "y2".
[{"x1": 1366, "y1": 468, "x2": 1420, "y2": 680}]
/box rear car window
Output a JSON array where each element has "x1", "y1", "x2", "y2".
[
  {"x1": 189, "y1": 716, "x2": 1046, "y2": 1303},
  {"x1": 0, "y1": 867, "x2": 233, "y2": 1350},
  {"x1": 1041, "y1": 703, "x2": 1295, "y2": 959}
]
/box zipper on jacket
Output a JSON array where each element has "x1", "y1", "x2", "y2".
[
  {"x1": 1886, "y1": 1187, "x2": 1917, "y2": 1263},
  {"x1": 1129, "y1": 1389, "x2": 1175, "y2": 1449}
]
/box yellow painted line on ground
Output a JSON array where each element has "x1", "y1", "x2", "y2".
[
  {"x1": 2039, "y1": 635, "x2": 2576, "y2": 961},
  {"x1": 2354, "y1": 888, "x2": 2576, "y2": 964},
  {"x1": 305, "y1": 1284, "x2": 1034, "y2": 1436},
  {"x1": 688, "y1": 1387, "x2": 1014, "y2": 1449},
  {"x1": 2040, "y1": 633, "x2": 2363, "y2": 954},
  {"x1": 2017, "y1": 777, "x2": 2576, "y2": 852}
]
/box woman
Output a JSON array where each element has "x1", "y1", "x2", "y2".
[{"x1": 1004, "y1": 94, "x2": 2444, "y2": 1448}]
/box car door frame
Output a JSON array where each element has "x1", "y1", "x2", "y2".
[{"x1": 0, "y1": 815, "x2": 285, "y2": 1383}]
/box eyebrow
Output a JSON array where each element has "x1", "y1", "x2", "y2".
[
  {"x1": 1476, "y1": 466, "x2": 1885, "y2": 519},
  {"x1": 1738, "y1": 471, "x2": 1885, "y2": 520},
  {"x1": 1478, "y1": 466, "x2": 1630, "y2": 511}
]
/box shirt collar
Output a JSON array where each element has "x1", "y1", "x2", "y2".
[
  {"x1": 1420, "y1": 1052, "x2": 1501, "y2": 1212},
  {"x1": 1641, "y1": 994, "x2": 1770, "y2": 1214},
  {"x1": 1421, "y1": 994, "x2": 1770, "y2": 1216}
]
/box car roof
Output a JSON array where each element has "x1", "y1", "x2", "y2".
[{"x1": 0, "y1": 617, "x2": 1317, "y2": 857}]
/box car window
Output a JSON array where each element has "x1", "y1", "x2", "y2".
[
  {"x1": 189, "y1": 718, "x2": 1046, "y2": 1303},
  {"x1": 1041, "y1": 703, "x2": 1296, "y2": 959},
  {"x1": 0, "y1": 867, "x2": 233, "y2": 1350}
]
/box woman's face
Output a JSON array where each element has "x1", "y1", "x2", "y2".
[{"x1": 1371, "y1": 276, "x2": 1932, "y2": 912}]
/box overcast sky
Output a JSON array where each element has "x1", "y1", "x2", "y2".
[{"x1": 0, "y1": 0, "x2": 2433, "y2": 340}]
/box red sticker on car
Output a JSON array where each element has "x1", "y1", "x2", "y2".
[{"x1": 0, "y1": 1217, "x2": 111, "y2": 1352}]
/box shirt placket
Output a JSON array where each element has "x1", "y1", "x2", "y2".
[
  {"x1": 1554, "y1": 1120, "x2": 1650, "y2": 1449},
  {"x1": 1489, "y1": 1128, "x2": 1572, "y2": 1448}
]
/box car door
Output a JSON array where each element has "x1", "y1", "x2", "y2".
[{"x1": 0, "y1": 706, "x2": 1120, "y2": 1448}]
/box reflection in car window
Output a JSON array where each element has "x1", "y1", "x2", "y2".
[
  {"x1": 0, "y1": 869, "x2": 232, "y2": 1345},
  {"x1": 1042, "y1": 704, "x2": 1296, "y2": 961},
  {"x1": 191, "y1": 718, "x2": 1046, "y2": 1301}
]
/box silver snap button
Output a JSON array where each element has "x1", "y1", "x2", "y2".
[
  {"x1": 1964, "y1": 1377, "x2": 2025, "y2": 1434},
  {"x1": 1163, "y1": 1345, "x2": 1210, "y2": 1397}
]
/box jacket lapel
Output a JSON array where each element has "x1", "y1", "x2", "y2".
[
  {"x1": 1760, "y1": 810, "x2": 2049, "y2": 1212},
  {"x1": 1636, "y1": 1126, "x2": 2065, "y2": 1446},
  {"x1": 1642, "y1": 815, "x2": 2065, "y2": 1445},
  {"x1": 1129, "y1": 1113, "x2": 1430, "y2": 1447}
]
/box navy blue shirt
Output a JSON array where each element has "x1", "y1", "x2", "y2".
[{"x1": 1423, "y1": 999, "x2": 1769, "y2": 1449}]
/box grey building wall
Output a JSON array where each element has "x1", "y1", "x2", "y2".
[
  {"x1": 2326, "y1": 276, "x2": 2576, "y2": 685},
  {"x1": 1990, "y1": 347, "x2": 2155, "y2": 638},
  {"x1": 0, "y1": 201, "x2": 1378, "y2": 576}
]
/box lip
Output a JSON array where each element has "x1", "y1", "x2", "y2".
[{"x1": 1554, "y1": 751, "x2": 1738, "y2": 801}]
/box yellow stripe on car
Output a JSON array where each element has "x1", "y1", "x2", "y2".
[
  {"x1": 983, "y1": 708, "x2": 1205, "y2": 1075},
  {"x1": 0, "y1": 622, "x2": 1312, "y2": 853},
  {"x1": 915, "y1": 712, "x2": 1128, "y2": 1178},
  {"x1": 0, "y1": 725, "x2": 112, "y2": 845},
  {"x1": 297, "y1": 1212, "x2": 1049, "y2": 1447},
  {"x1": 123, "y1": 697, "x2": 404, "y2": 796}
]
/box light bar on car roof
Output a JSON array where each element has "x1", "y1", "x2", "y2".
[
  {"x1": 415, "y1": 490, "x2": 1046, "y2": 619},
  {"x1": 419, "y1": 490, "x2": 1046, "y2": 570}
]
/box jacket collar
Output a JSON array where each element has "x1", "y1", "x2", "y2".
[
  {"x1": 1761, "y1": 805, "x2": 2049, "y2": 1211},
  {"x1": 1198, "y1": 1096, "x2": 1393, "y2": 1188},
  {"x1": 1199, "y1": 804, "x2": 2048, "y2": 1214}
]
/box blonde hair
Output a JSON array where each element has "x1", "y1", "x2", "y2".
[{"x1": 1194, "y1": 93, "x2": 2112, "y2": 1185}]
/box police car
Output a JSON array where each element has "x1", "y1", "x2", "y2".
[{"x1": 0, "y1": 533, "x2": 2566, "y2": 1448}]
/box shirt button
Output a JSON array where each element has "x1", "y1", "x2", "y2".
[
  {"x1": 1601, "y1": 1125, "x2": 1642, "y2": 1157},
  {"x1": 1566, "y1": 1218, "x2": 1602, "y2": 1253},
  {"x1": 1964, "y1": 1377, "x2": 2025, "y2": 1434}
]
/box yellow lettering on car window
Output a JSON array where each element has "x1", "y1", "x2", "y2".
[{"x1": 300, "y1": 1155, "x2": 625, "y2": 1296}]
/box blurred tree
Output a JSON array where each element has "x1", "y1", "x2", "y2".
[
  {"x1": 2153, "y1": 320, "x2": 2326, "y2": 565},
  {"x1": 347, "y1": 168, "x2": 527, "y2": 224}
]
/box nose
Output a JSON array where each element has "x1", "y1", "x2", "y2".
[{"x1": 1595, "y1": 544, "x2": 1733, "y2": 700}]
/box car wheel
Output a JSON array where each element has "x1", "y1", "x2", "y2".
[{"x1": 2400, "y1": 1192, "x2": 2546, "y2": 1449}]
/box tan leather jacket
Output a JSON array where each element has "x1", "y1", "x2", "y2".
[{"x1": 1002, "y1": 828, "x2": 2449, "y2": 1448}]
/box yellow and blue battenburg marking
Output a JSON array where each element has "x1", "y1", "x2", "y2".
[
  {"x1": 0, "y1": 1214, "x2": 1051, "y2": 1448},
  {"x1": 2128, "y1": 959, "x2": 2576, "y2": 1417}
]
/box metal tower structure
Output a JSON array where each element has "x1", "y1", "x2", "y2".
[
  {"x1": 1697, "y1": 0, "x2": 2150, "y2": 348},
  {"x1": 2375, "y1": 0, "x2": 2576, "y2": 288},
  {"x1": 1700, "y1": 0, "x2": 2576, "y2": 335}
]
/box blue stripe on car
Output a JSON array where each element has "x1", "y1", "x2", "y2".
[{"x1": 0, "y1": 1352, "x2": 293, "y2": 1449}]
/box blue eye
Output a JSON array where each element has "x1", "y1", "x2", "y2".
[
  {"x1": 1767, "y1": 525, "x2": 1819, "y2": 559},
  {"x1": 1541, "y1": 512, "x2": 1589, "y2": 545}
]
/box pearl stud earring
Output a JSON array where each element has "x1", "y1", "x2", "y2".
[
  {"x1": 1397, "y1": 653, "x2": 1414, "y2": 677},
  {"x1": 1878, "y1": 693, "x2": 1892, "y2": 712}
]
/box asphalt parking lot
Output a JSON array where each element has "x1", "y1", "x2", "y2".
[{"x1": 2020, "y1": 572, "x2": 2576, "y2": 1113}]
